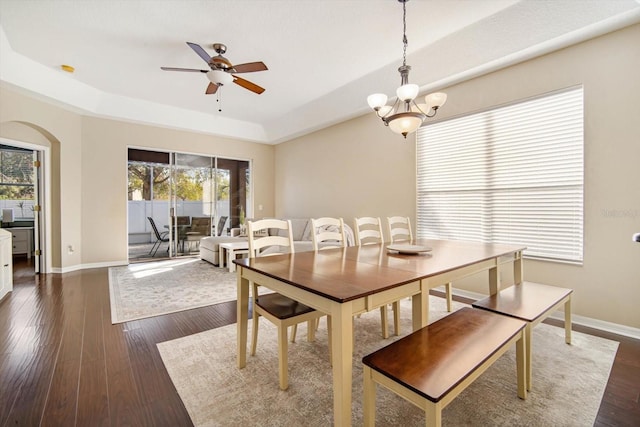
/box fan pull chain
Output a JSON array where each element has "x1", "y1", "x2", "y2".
[{"x1": 217, "y1": 90, "x2": 222, "y2": 112}]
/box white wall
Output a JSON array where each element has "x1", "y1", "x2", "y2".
[{"x1": 275, "y1": 24, "x2": 640, "y2": 329}]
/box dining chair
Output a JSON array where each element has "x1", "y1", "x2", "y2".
[
  {"x1": 147, "y1": 217, "x2": 169, "y2": 256},
  {"x1": 247, "y1": 218, "x2": 326, "y2": 390},
  {"x1": 386, "y1": 216, "x2": 453, "y2": 312},
  {"x1": 387, "y1": 216, "x2": 413, "y2": 243},
  {"x1": 354, "y1": 216, "x2": 384, "y2": 246},
  {"x1": 353, "y1": 216, "x2": 401, "y2": 338},
  {"x1": 311, "y1": 217, "x2": 346, "y2": 251}
]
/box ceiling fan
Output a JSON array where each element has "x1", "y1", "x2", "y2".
[{"x1": 161, "y1": 42, "x2": 268, "y2": 95}]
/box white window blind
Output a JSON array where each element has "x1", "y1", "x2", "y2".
[{"x1": 417, "y1": 87, "x2": 584, "y2": 263}]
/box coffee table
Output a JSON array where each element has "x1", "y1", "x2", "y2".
[{"x1": 219, "y1": 241, "x2": 249, "y2": 272}]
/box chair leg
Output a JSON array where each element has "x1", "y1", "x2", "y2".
[
  {"x1": 445, "y1": 282, "x2": 453, "y2": 312},
  {"x1": 380, "y1": 305, "x2": 389, "y2": 339},
  {"x1": 392, "y1": 301, "x2": 400, "y2": 336},
  {"x1": 278, "y1": 323, "x2": 289, "y2": 390},
  {"x1": 290, "y1": 324, "x2": 298, "y2": 343},
  {"x1": 149, "y1": 240, "x2": 159, "y2": 256},
  {"x1": 250, "y1": 310, "x2": 259, "y2": 356},
  {"x1": 327, "y1": 316, "x2": 333, "y2": 366}
]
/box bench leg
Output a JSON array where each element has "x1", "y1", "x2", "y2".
[
  {"x1": 278, "y1": 323, "x2": 289, "y2": 390},
  {"x1": 516, "y1": 329, "x2": 527, "y2": 399},
  {"x1": 565, "y1": 298, "x2": 572, "y2": 345},
  {"x1": 363, "y1": 366, "x2": 376, "y2": 427}
]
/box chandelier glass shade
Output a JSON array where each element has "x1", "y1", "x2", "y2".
[{"x1": 367, "y1": 0, "x2": 447, "y2": 138}]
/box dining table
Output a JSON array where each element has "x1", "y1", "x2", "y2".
[{"x1": 234, "y1": 239, "x2": 526, "y2": 427}]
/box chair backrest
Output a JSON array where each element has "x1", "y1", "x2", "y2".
[
  {"x1": 191, "y1": 216, "x2": 212, "y2": 235},
  {"x1": 247, "y1": 219, "x2": 294, "y2": 258},
  {"x1": 354, "y1": 217, "x2": 384, "y2": 246},
  {"x1": 387, "y1": 216, "x2": 413, "y2": 243},
  {"x1": 311, "y1": 217, "x2": 346, "y2": 251},
  {"x1": 147, "y1": 217, "x2": 163, "y2": 240},
  {"x1": 174, "y1": 215, "x2": 190, "y2": 226},
  {"x1": 216, "y1": 216, "x2": 228, "y2": 236}
]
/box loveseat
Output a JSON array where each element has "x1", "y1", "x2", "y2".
[{"x1": 199, "y1": 218, "x2": 354, "y2": 265}]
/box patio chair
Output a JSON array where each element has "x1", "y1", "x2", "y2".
[
  {"x1": 184, "y1": 216, "x2": 212, "y2": 252},
  {"x1": 216, "y1": 215, "x2": 228, "y2": 236},
  {"x1": 147, "y1": 217, "x2": 169, "y2": 256}
]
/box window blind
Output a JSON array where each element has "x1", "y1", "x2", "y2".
[{"x1": 417, "y1": 87, "x2": 584, "y2": 263}]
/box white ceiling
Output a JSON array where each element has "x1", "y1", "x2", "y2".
[{"x1": 1, "y1": 0, "x2": 639, "y2": 144}]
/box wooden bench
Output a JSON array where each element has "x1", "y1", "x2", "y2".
[
  {"x1": 362, "y1": 308, "x2": 527, "y2": 427},
  {"x1": 472, "y1": 281, "x2": 572, "y2": 391}
]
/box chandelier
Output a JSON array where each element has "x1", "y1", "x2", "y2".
[{"x1": 367, "y1": 0, "x2": 447, "y2": 138}]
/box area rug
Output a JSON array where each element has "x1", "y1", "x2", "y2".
[
  {"x1": 108, "y1": 258, "x2": 238, "y2": 323},
  {"x1": 157, "y1": 297, "x2": 618, "y2": 426}
]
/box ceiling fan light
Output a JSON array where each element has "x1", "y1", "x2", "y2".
[
  {"x1": 207, "y1": 70, "x2": 233, "y2": 85},
  {"x1": 367, "y1": 93, "x2": 388, "y2": 110},
  {"x1": 387, "y1": 112, "x2": 425, "y2": 137},
  {"x1": 396, "y1": 83, "x2": 419, "y2": 102},
  {"x1": 424, "y1": 92, "x2": 447, "y2": 109}
]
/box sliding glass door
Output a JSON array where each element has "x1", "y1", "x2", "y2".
[{"x1": 127, "y1": 149, "x2": 250, "y2": 261}]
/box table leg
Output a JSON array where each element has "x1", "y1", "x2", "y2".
[
  {"x1": 514, "y1": 250, "x2": 523, "y2": 284},
  {"x1": 237, "y1": 267, "x2": 249, "y2": 369},
  {"x1": 331, "y1": 301, "x2": 353, "y2": 427},
  {"x1": 489, "y1": 260, "x2": 501, "y2": 295},
  {"x1": 413, "y1": 280, "x2": 429, "y2": 331}
]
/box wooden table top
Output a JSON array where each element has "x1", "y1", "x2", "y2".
[{"x1": 234, "y1": 239, "x2": 525, "y2": 303}]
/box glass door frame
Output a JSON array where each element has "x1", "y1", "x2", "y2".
[{"x1": 127, "y1": 146, "x2": 252, "y2": 261}]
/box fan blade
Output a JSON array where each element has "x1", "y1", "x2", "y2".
[
  {"x1": 161, "y1": 67, "x2": 208, "y2": 73},
  {"x1": 186, "y1": 42, "x2": 211, "y2": 64},
  {"x1": 206, "y1": 83, "x2": 219, "y2": 95},
  {"x1": 232, "y1": 61, "x2": 268, "y2": 73},
  {"x1": 233, "y1": 76, "x2": 265, "y2": 94}
]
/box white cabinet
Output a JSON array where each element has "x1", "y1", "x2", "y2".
[
  {"x1": 0, "y1": 229, "x2": 12, "y2": 301},
  {"x1": 7, "y1": 227, "x2": 33, "y2": 258}
]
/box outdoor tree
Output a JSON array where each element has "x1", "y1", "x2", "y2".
[{"x1": 128, "y1": 163, "x2": 170, "y2": 200}]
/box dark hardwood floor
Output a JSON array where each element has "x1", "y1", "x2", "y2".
[{"x1": 0, "y1": 257, "x2": 638, "y2": 426}]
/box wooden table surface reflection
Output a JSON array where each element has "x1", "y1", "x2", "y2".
[{"x1": 234, "y1": 239, "x2": 525, "y2": 427}]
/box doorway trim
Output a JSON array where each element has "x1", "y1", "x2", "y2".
[{"x1": 0, "y1": 137, "x2": 51, "y2": 274}]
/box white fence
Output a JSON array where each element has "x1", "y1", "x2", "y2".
[
  {"x1": 0, "y1": 200, "x2": 36, "y2": 220},
  {"x1": 128, "y1": 200, "x2": 230, "y2": 243}
]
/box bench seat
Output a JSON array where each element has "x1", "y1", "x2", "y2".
[
  {"x1": 362, "y1": 307, "x2": 526, "y2": 427},
  {"x1": 472, "y1": 281, "x2": 572, "y2": 391}
]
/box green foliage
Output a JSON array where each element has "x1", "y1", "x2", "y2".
[
  {"x1": 0, "y1": 150, "x2": 34, "y2": 200},
  {"x1": 128, "y1": 162, "x2": 231, "y2": 201}
]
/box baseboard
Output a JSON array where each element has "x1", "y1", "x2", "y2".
[
  {"x1": 452, "y1": 287, "x2": 640, "y2": 340},
  {"x1": 50, "y1": 260, "x2": 128, "y2": 274}
]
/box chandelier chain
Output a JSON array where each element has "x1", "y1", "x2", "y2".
[{"x1": 402, "y1": 0, "x2": 408, "y2": 66}]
